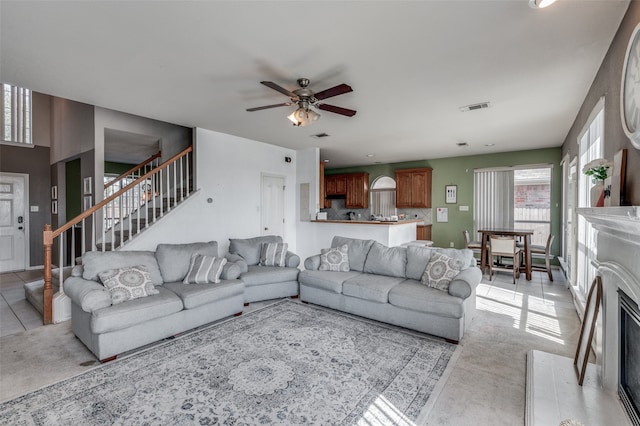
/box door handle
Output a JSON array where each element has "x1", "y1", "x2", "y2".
[
  {"x1": 264, "y1": 227, "x2": 268, "y2": 231},
  {"x1": 18, "y1": 227, "x2": 23, "y2": 230},
  {"x1": 17, "y1": 216, "x2": 23, "y2": 224}
]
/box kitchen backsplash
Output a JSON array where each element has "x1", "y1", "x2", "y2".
[{"x1": 320, "y1": 199, "x2": 432, "y2": 224}]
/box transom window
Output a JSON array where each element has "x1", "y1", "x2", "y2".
[{"x1": 2, "y1": 83, "x2": 32, "y2": 144}]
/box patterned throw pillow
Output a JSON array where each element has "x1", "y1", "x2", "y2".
[
  {"x1": 183, "y1": 254, "x2": 228, "y2": 284},
  {"x1": 319, "y1": 244, "x2": 350, "y2": 272},
  {"x1": 421, "y1": 252, "x2": 466, "y2": 292},
  {"x1": 98, "y1": 265, "x2": 159, "y2": 305},
  {"x1": 259, "y1": 242, "x2": 288, "y2": 267}
]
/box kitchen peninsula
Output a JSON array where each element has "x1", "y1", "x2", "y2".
[{"x1": 309, "y1": 218, "x2": 423, "y2": 248}]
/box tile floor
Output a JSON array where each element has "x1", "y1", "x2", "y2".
[
  {"x1": 0, "y1": 269, "x2": 44, "y2": 337},
  {"x1": 0, "y1": 267, "x2": 580, "y2": 425}
]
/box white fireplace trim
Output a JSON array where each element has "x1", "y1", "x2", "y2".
[{"x1": 578, "y1": 206, "x2": 640, "y2": 393}]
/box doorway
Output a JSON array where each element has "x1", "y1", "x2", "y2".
[
  {"x1": 261, "y1": 174, "x2": 285, "y2": 237},
  {"x1": 0, "y1": 173, "x2": 28, "y2": 272}
]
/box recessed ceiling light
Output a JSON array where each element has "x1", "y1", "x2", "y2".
[
  {"x1": 366, "y1": 154, "x2": 375, "y2": 158},
  {"x1": 485, "y1": 143, "x2": 495, "y2": 147},
  {"x1": 529, "y1": 0, "x2": 557, "y2": 9}
]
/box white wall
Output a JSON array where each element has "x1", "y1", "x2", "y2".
[
  {"x1": 295, "y1": 147, "x2": 323, "y2": 263},
  {"x1": 123, "y1": 127, "x2": 298, "y2": 255}
]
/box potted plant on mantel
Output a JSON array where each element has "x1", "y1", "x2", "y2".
[{"x1": 583, "y1": 158, "x2": 613, "y2": 207}]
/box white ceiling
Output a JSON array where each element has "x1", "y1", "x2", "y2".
[{"x1": 0, "y1": 1, "x2": 630, "y2": 168}]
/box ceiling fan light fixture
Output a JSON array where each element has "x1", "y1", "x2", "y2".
[
  {"x1": 529, "y1": 0, "x2": 557, "y2": 9},
  {"x1": 287, "y1": 107, "x2": 320, "y2": 127}
]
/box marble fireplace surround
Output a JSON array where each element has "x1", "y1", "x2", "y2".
[
  {"x1": 579, "y1": 206, "x2": 640, "y2": 393},
  {"x1": 526, "y1": 206, "x2": 639, "y2": 426}
]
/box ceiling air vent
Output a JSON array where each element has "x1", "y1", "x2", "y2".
[
  {"x1": 459, "y1": 102, "x2": 490, "y2": 112},
  {"x1": 456, "y1": 142, "x2": 469, "y2": 147},
  {"x1": 310, "y1": 132, "x2": 330, "y2": 139}
]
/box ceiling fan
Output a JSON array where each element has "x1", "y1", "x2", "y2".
[{"x1": 246, "y1": 78, "x2": 356, "y2": 126}]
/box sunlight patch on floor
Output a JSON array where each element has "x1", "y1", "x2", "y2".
[{"x1": 357, "y1": 395, "x2": 415, "y2": 426}]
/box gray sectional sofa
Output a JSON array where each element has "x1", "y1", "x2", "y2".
[
  {"x1": 299, "y1": 236, "x2": 482, "y2": 343},
  {"x1": 226, "y1": 235, "x2": 301, "y2": 303},
  {"x1": 66, "y1": 241, "x2": 247, "y2": 361}
]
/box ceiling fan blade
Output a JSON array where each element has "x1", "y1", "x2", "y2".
[
  {"x1": 246, "y1": 102, "x2": 292, "y2": 112},
  {"x1": 260, "y1": 81, "x2": 297, "y2": 98},
  {"x1": 314, "y1": 83, "x2": 353, "y2": 100},
  {"x1": 317, "y1": 104, "x2": 357, "y2": 117}
]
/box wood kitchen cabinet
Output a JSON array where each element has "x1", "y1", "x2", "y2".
[
  {"x1": 325, "y1": 175, "x2": 347, "y2": 196},
  {"x1": 323, "y1": 172, "x2": 369, "y2": 209},
  {"x1": 417, "y1": 225, "x2": 432, "y2": 241},
  {"x1": 345, "y1": 173, "x2": 369, "y2": 209},
  {"x1": 395, "y1": 168, "x2": 432, "y2": 208}
]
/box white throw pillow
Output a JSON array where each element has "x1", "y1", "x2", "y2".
[
  {"x1": 98, "y1": 265, "x2": 159, "y2": 305},
  {"x1": 183, "y1": 254, "x2": 227, "y2": 284},
  {"x1": 319, "y1": 244, "x2": 350, "y2": 272},
  {"x1": 421, "y1": 252, "x2": 465, "y2": 292},
  {"x1": 259, "y1": 242, "x2": 288, "y2": 267}
]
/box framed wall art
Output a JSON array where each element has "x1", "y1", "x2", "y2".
[
  {"x1": 574, "y1": 276, "x2": 602, "y2": 385},
  {"x1": 83, "y1": 177, "x2": 92, "y2": 195}
]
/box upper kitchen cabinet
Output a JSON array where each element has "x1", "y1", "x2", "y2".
[
  {"x1": 325, "y1": 174, "x2": 347, "y2": 196},
  {"x1": 395, "y1": 168, "x2": 432, "y2": 208},
  {"x1": 345, "y1": 172, "x2": 369, "y2": 209}
]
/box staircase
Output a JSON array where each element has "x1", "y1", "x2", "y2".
[{"x1": 32, "y1": 146, "x2": 194, "y2": 324}]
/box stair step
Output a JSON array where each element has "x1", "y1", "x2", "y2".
[{"x1": 24, "y1": 266, "x2": 74, "y2": 315}]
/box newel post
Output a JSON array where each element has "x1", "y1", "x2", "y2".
[{"x1": 43, "y1": 224, "x2": 53, "y2": 325}]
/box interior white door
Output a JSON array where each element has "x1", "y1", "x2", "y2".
[
  {"x1": 261, "y1": 175, "x2": 285, "y2": 237},
  {"x1": 0, "y1": 173, "x2": 27, "y2": 272}
]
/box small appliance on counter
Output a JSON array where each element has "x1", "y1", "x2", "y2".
[
  {"x1": 347, "y1": 211, "x2": 356, "y2": 220},
  {"x1": 316, "y1": 212, "x2": 328, "y2": 220}
]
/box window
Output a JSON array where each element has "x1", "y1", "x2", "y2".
[
  {"x1": 474, "y1": 165, "x2": 552, "y2": 246},
  {"x1": 575, "y1": 99, "x2": 604, "y2": 304},
  {"x1": 370, "y1": 176, "x2": 396, "y2": 218},
  {"x1": 2, "y1": 83, "x2": 32, "y2": 144}
]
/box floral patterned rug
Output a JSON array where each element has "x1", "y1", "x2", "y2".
[{"x1": 0, "y1": 300, "x2": 457, "y2": 425}]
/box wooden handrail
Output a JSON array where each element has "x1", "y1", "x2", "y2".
[
  {"x1": 47, "y1": 146, "x2": 192, "y2": 240},
  {"x1": 41, "y1": 145, "x2": 193, "y2": 324},
  {"x1": 104, "y1": 152, "x2": 162, "y2": 190}
]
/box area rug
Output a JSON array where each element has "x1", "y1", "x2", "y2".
[{"x1": 0, "y1": 300, "x2": 457, "y2": 425}]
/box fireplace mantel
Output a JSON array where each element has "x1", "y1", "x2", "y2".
[{"x1": 577, "y1": 206, "x2": 640, "y2": 239}]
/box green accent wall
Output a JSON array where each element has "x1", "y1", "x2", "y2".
[
  {"x1": 105, "y1": 161, "x2": 136, "y2": 175},
  {"x1": 326, "y1": 148, "x2": 562, "y2": 255},
  {"x1": 65, "y1": 158, "x2": 81, "y2": 220}
]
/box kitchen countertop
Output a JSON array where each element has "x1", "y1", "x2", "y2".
[{"x1": 311, "y1": 218, "x2": 426, "y2": 226}]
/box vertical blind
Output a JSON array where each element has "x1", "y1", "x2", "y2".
[
  {"x1": 2, "y1": 83, "x2": 32, "y2": 144},
  {"x1": 473, "y1": 169, "x2": 514, "y2": 235}
]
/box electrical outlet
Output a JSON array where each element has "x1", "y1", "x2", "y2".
[{"x1": 449, "y1": 242, "x2": 454, "y2": 248}]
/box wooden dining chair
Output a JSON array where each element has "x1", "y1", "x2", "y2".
[
  {"x1": 489, "y1": 235, "x2": 522, "y2": 284},
  {"x1": 462, "y1": 230, "x2": 482, "y2": 265},
  {"x1": 530, "y1": 234, "x2": 555, "y2": 281}
]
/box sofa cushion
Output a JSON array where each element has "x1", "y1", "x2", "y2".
[
  {"x1": 405, "y1": 246, "x2": 434, "y2": 281},
  {"x1": 82, "y1": 251, "x2": 163, "y2": 286},
  {"x1": 155, "y1": 241, "x2": 218, "y2": 283},
  {"x1": 229, "y1": 236, "x2": 282, "y2": 266},
  {"x1": 421, "y1": 252, "x2": 467, "y2": 292},
  {"x1": 342, "y1": 274, "x2": 405, "y2": 303},
  {"x1": 259, "y1": 242, "x2": 288, "y2": 267},
  {"x1": 64, "y1": 276, "x2": 112, "y2": 313},
  {"x1": 389, "y1": 279, "x2": 465, "y2": 319},
  {"x1": 363, "y1": 242, "x2": 407, "y2": 278},
  {"x1": 319, "y1": 245, "x2": 350, "y2": 272},
  {"x1": 90, "y1": 286, "x2": 183, "y2": 334},
  {"x1": 331, "y1": 236, "x2": 375, "y2": 272},
  {"x1": 183, "y1": 254, "x2": 227, "y2": 284},
  {"x1": 433, "y1": 248, "x2": 475, "y2": 269},
  {"x1": 241, "y1": 265, "x2": 299, "y2": 287},
  {"x1": 98, "y1": 265, "x2": 159, "y2": 305},
  {"x1": 298, "y1": 270, "x2": 361, "y2": 294},
  {"x1": 163, "y1": 280, "x2": 244, "y2": 310}
]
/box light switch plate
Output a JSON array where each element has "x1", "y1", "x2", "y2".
[
  {"x1": 30, "y1": 205, "x2": 39, "y2": 212},
  {"x1": 459, "y1": 205, "x2": 469, "y2": 211}
]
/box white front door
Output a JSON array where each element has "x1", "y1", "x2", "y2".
[
  {"x1": 0, "y1": 173, "x2": 27, "y2": 272},
  {"x1": 261, "y1": 175, "x2": 285, "y2": 237}
]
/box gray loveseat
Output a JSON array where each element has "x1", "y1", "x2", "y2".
[
  {"x1": 65, "y1": 241, "x2": 245, "y2": 361},
  {"x1": 299, "y1": 236, "x2": 482, "y2": 343},
  {"x1": 226, "y1": 235, "x2": 301, "y2": 304}
]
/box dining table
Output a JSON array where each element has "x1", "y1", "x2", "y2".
[{"x1": 478, "y1": 228, "x2": 534, "y2": 281}]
